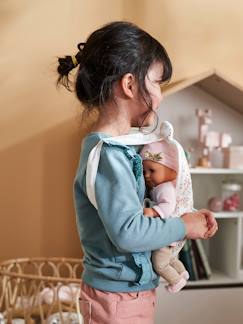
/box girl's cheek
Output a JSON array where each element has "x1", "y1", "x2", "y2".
[
  {"x1": 150, "y1": 88, "x2": 163, "y2": 107},
  {"x1": 159, "y1": 90, "x2": 164, "y2": 102},
  {"x1": 156, "y1": 88, "x2": 163, "y2": 104}
]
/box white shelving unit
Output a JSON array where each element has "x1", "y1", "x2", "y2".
[
  {"x1": 155, "y1": 70, "x2": 243, "y2": 323},
  {"x1": 186, "y1": 168, "x2": 243, "y2": 288},
  {"x1": 213, "y1": 211, "x2": 243, "y2": 219},
  {"x1": 155, "y1": 168, "x2": 243, "y2": 324},
  {"x1": 190, "y1": 168, "x2": 243, "y2": 174}
]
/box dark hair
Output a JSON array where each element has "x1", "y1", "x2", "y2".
[{"x1": 57, "y1": 21, "x2": 172, "y2": 111}]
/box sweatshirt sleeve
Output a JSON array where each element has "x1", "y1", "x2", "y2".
[{"x1": 95, "y1": 145, "x2": 186, "y2": 253}]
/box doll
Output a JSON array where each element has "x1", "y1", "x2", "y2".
[{"x1": 140, "y1": 121, "x2": 194, "y2": 293}]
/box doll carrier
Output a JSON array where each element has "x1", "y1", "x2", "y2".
[{"x1": 86, "y1": 121, "x2": 194, "y2": 218}]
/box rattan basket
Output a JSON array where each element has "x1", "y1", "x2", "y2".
[{"x1": 0, "y1": 257, "x2": 83, "y2": 324}]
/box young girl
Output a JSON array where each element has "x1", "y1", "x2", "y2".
[{"x1": 57, "y1": 21, "x2": 218, "y2": 324}]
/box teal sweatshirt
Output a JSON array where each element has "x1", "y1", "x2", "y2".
[{"x1": 73, "y1": 132, "x2": 186, "y2": 292}]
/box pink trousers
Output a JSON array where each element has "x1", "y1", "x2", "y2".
[{"x1": 79, "y1": 281, "x2": 156, "y2": 324}]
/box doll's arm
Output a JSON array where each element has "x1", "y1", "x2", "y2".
[{"x1": 152, "y1": 183, "x2": 176, "y2": 219}]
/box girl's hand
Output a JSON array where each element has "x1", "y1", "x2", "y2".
[
  {"x1": 181, "y1": 211, "x2": 208, "y2": 240},
  {"x1": 143, "y1": 207, "x2": 160, "y2": 218},
  {"x1": 198, "y1": 209, "x2": 218, "y2": 239}
]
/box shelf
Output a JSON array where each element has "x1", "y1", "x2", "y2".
[
  {"x1": 162, "y1": 70, "x2": 243, "y2": 116},
  {"x1": 159, "y1": 270, "x2": 243, "y2": 288},
  {"x1": 190, "y1": 168, "x2": 243, "y2": 174},
  {"x1": 213, "y1": 211, "x2": 243, "y2": 219},
  {"x1": 193, "y1": 210, "x2": 243, "y2": 218},
  {"x1": 185, "y1": 270, "x2": 243, "y2": 287}
]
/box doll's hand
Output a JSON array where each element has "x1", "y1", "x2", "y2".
[
  {"x1": 143, "y1": 207, "x2": 160, "y2": 218},
  {"x1": 199, "y1": 209, "x2": 218, "y2": 239}
]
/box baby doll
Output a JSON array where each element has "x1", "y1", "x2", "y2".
[{"x1": 140, "y1": 121, "x2": 193, "y2": 293}]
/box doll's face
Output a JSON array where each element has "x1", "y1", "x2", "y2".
[{"x1": 143, "y1": 159, "x2": 177, "y2": 189}]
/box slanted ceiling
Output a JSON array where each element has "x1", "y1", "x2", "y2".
[{"x1": 162, "y1": 70, "x2": 243, "y2": 115}]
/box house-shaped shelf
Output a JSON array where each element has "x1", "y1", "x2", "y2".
[
  {"x1": 157, "y1": 70, "x2": 243, "y2": 287},
  {"x1": 158, "y1": 69, "x2": 243, "y2": 151},
  {"x1": 162, "y1": 69, "x2": 243, "y2": 115}
]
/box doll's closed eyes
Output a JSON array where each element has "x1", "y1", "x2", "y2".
[{"x1": 143, "y1": 159, "x2": 177, "y2": 190}]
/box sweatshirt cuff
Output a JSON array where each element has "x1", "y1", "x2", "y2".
[{"x1": 174, "y1": 217, "x2": 186, "y2": 240}]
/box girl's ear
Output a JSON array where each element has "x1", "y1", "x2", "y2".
[{"x1": 120, "y1": 73, "x2": 137, "y2": 98}]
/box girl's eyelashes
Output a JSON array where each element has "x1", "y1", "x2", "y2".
[{"x1": 152, "y1": 79, "x2": 163, "y2": 85}]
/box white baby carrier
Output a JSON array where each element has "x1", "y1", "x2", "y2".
[{"x1": 86, "y1": 121, "x2": 194, "y2": 223}]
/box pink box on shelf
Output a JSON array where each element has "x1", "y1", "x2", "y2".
[{"x1": 224, "y1": 146, "x2": 243, "y2": 169}]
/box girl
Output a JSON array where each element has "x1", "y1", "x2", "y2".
[{"x1": 57, "y1": 21, "x2": 218, "y2": 324}]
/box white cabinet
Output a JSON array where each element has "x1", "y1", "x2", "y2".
[
  {"x1": 155, "y1": 70, "x2": 243, "y2": 322},
  {"x1": 155, "y1": 285, "x2": 243, "y2": 324},
  {"x1": 154, "y1": 168, "x2": 243, "y2": 324},
  {"x1": 189, "y1": 168, "x2": 243, "y2": 287}
]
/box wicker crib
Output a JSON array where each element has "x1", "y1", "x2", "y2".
[{"x1": 0, "y1": 257, "x2": 83, "y2": 323}]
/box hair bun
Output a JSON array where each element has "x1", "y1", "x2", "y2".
[{"x1": 57, "y1": 56, "x2": 75, "y2": 76}]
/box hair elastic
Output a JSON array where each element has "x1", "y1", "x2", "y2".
[
  {"x1": 77, "y1": 42, "x2": 85, "y2": 51},
  {"x1": 71, "y1": 56, "x2": 78, "y2": 67}
]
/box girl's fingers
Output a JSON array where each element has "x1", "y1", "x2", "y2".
[
  {"x1": 204, "y1": 222, "x2": 218, "y2": 239},
  {"x1": 210, "y1": 223, "x2": 218, "y2": 236},
  {"x1": 199, "y1": 209, "x2": 218, "y2": 229}
]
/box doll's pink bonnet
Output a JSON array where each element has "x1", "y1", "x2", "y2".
[{"x1": 140, "y1": 140, "x2": 178, "y2": 172}]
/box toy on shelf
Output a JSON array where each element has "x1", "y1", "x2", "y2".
[
  {"x1": 222, "y1": 180, "x2": 241, "y2": 211},
  {"x1": 207, "y1": 196, "x2": 223, "y2": 212},
  {"x1": 224, "y1": 146, "x2": 243, "y2": 169},
  {"x1": 196, "y1": 109, "x2": 232, "y2": 168}
]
